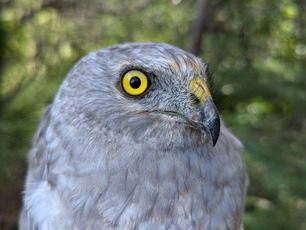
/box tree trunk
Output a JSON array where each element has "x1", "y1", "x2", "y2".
[{"x1": 189, "y1": 0, "x2": 209, "y2": 56}]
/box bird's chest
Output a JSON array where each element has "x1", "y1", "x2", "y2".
[
  {"x1": 87, "y1": 154, "x2": 237, "y2": 229},
  {"x1": 57, "y1": 144, "x2": 244, "y2": 229}
]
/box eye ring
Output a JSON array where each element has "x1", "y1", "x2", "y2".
[{"x1": 121, "y1": 70, "x2": 150, "y2": 96}]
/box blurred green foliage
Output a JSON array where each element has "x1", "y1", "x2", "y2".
[{"x1": 1, "y1": 0, "x2": 305, "y2": 229}]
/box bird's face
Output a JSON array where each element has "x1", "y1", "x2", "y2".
[{"x1": 57, "y1": 42, "x2": 220, "y2": 148}]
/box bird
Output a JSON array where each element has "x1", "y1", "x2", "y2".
[{"x1": 19, "y1": 42, "x2": 247, "y2": 230}]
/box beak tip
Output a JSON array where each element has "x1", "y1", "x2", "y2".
[
  {"x1": 201, "y1": 99, "x2": 220, "y2": 147},
  {"x1": 210, "y1": 115, "x2": 220, "y2": 147}
]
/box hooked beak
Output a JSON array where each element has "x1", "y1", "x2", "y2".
[
  {"x1": 189, "y1": 76, "x2": 220, "y2": 146},
  {"x1": 189, "y1": 98, "x2": 220, "y2": 146}
]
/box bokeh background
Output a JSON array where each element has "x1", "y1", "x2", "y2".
[{"x1": 1, "y1": 0, "x2": 306, "y2": 229}]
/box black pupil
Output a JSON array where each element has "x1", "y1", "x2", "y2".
[{"x1": 130, "y1": 76, "x2": 141, "y2": 89}]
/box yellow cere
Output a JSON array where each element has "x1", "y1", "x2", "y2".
[
  {"x1": 189, "y1": 76, "x2": 211, "y2": 103},
  {"x1": 122, "y1": 70, "x2": 149, "y2": 96}
]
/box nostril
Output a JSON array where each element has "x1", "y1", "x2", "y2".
[{"x1": 190, "y1": 93, "x2": 201, "y2": 106}]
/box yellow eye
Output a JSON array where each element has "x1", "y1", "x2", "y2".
[{"x1": 121, "y1": 70, "x2": 150, "y2": 96}]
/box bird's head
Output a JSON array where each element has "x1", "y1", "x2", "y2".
[{"x1": 55, "y1": 42, "x2": 220, "y2": 148}]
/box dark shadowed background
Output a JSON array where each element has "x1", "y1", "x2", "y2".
[{"x1": 1, "y1": 0, "x2": 305, "y2": 229}]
